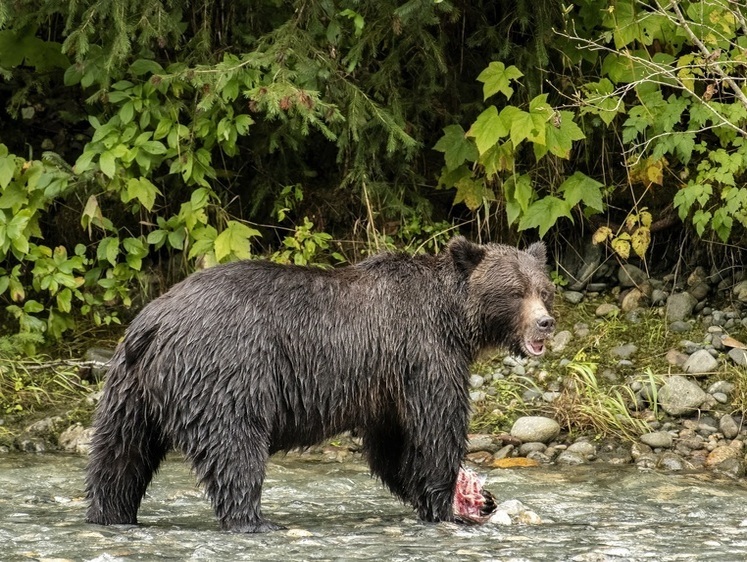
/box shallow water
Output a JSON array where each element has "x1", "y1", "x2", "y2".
[{"x1": 2, "y1": 454, "x2": 747, "y2": 561}]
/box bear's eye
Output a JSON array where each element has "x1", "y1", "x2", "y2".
[{"x1": 540, "y1": 289, "x2": 552, "y2": 301}]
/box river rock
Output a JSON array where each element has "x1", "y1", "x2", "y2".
[
  {"x1": 550, "y1": 330, "x2": 572, "y2": 353},
  {"x1": 683, "y1": 349, "x2": 719, "y2": 374},
  {"x1": 665, "y1": 348, "x2": 688, "y2": 367},
  {"x1": 719, "y1": 415, "x2": 740, "y2": 439},
  {"x1": 658, "y1": 375, "x2": 707, "y2": 416},
  {"x1": 567, "y1": 440, "x2": 596, "y2": 457},
  {"x1": 733, "y1": 280, "x2": 747, "y2": 302},
  {"x1": 640, "y1": 431, "x2": 673, "y2": 449},
  {"x1": 709, "y1": 381, "x2": 735, "y2": 395},
  {"x1": 657, "y1": 452, "x2": 689, "y2": 471},
  {"x1": 58, "y1": 424, "x2": 95, "y2": 454},
  {"x1": 563, "y1": 291, "x2": 584, "y2": 304},
  {"x1": 467, "y1": 434, "x2": 498, "y2": 453},
  {"x1": 621, "y1": 288, "x2": 649, "y2": 312},
  {"x1": 650, "y1": 289, "x2": 668, "y2": 306},
  {"x1": 728, "y1": 348, "x2": 747, "y2": 367},
  {"x1": 668, "y1": 321, "x2": 692, "y2": 333},
  {"x1": 610, "y1": 343, "x2": 637, "y2": 360},
  {"x1": 688, "y1": 281, "x2": 710, "y2": 301},
  {"x1": 619, "y1": 264, "x2": 647, "y2": 288},
  {"x1": 666, "y1": 292, "x2": 698, "y2": 322},
  {"x1": 713, "y1": 457, "x2": 746, "y2": 478},
  {"x1": 705, "y1": 445, "x2": 741, "y2": 468},
  {"x1": 469, "y1": 374, "x2": 485, "y2": 389},
  {"x1": 510, "y1": 416, "x2": 560, "y2": 444},
  {"x1": 595, "y1": 303, "x2": 620, "y2": 318},
  {"x1": 519, "y1": 442, "x2": 547, "y2": 456}
]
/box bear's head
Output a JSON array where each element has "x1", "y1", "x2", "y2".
[{"x1": 448, "y1": 236, "x2": 555, "y2": 358}]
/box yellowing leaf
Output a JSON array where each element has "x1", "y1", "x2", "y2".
[
  {"x1": 611, "y1": 237, "x2": 630, "y2": 259},
  {"x1": 593, "y1": 226, "x2": 613, "y2": 245},
  {"x1": 631, "y1": 226, "x2": 651, "y2": 258}
]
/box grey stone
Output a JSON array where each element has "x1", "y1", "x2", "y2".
[
  {"x1": 556, "y1": 450, "x2": 588, "y2": 465},
  {"x1": 720, "y1": 415, "x2": 740, "y2": 439},
  {"x1": 574, "y1": 323, "x2": 590, "y2": 338},
  {"x1": 668, "y1": 321, "x2": 692, "y2": 333},
  {"x1": 469, "y1": 391, "x2": 486, "y2": 402},
  {"x1": 658, "y1": 375, "x2": 707, "y2": 416},
  {"x1": 518, "y1": 442, "x2": 547, "y2": 456},
  {"x1": 542, "y1": 391, "x2": 561, "y2": 403},
  {"x1": 640, "y1": 431, "x2": 673, "y2": 449},
  {"x1": 651, "y1": 289, "x2": 668, "y2": 306},
  {"x1": 566, "y1": 242, "x2": 602, "y2": 291},
  {"x1": 712, "y1": 392, "x2": 729, "y2": 404},
  {"x1": 595, "y1": 303, "x2": 620, "y2": 317},
  {"x1": 550, "y1": 330, "x2": 572, "y2": 353},
  {"x1": 683, "y1": 349, "x2": 719, "y2": 374},
  {"x1": 511, "y1": 363, "x2": 526, "y2": 376},
  {"x1": 657, "y1": 452, "x2": 690, "y2": 471},
  {"x1": 688, "y1": 281, "x2": 710, "y2": 301},
  {"x1": 83, "y1": 346, "x2": 115, "y2": 380},
  {"x1": 665, "y1": 348, "x2": 689, "y2": 367},
  {"x1": 610, "y1": 343, "x2": 638, "y2": 360},
  {"x1": 469, "y1": 374, "x2": 485, "y2": 389},
  {"x1": 728, "y1": 348, "x2": 747, "y2": 367},
  {"x1": 618, "y1": 264, "x2": 647, "y2": 288},
  {"x1": 733, "y1": 280, "x2": 747, "y2": 302},
  {"x1": 621, "y1": 288, "x2": 650, "y2": 312},
  {"x1": 563, "y1": 291, "x2": 584, "y2": 304},
  {"x1": 58, "y1": 424, "x2": 94, "y2": 455},
  {"x1": 666, "y1": 292, "x2": 698, "y2": 322},
  {"x1": 713, "y1": 457, "x2": 746, "y2": 478},
  {"x1": 493, "y1": 444, "x2": 514, "y2": 460},
  {"x1": 708, "y1": 380, "x2": 735, "y2": 395},
  {"x1": 567, "y1": 441, "x2": 596, "y2": 457},
  {"x1": 467, "y1": 434, "x2": 498, "y2": 453},
  {"x1": 510, "y1": 416, "x2": 561, "y2": 444}
]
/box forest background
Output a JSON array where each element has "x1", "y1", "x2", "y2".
[{"x1": 0, "y1": 0, "x2": 746, "y2": 356}]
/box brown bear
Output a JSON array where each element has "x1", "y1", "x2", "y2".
[{"x1": 85, "y1": 236, "x2": 555, "y2": 532}]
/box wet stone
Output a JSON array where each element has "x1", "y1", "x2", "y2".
[
  {"x1": 640, "y1": 431, "x2": 673, "y2": 449},
  {"x1": 631, "y1": 442, "x2": 653, "y2": 460},
  {"x1": 467, "y1": 434, "x2": 498, "y2": 453},
  {"x1": 657, "y1": 452, "x2": 689, "y2": 471},
  {"x1": 705, "y1": 446, "x2": 740, "y2": 468},
  {"x1": 518, "y1": 442, "x2": 547, "y2": 456},
  {"x1": 493, "y1": 444, "x2": 514, "y2": 460},
  {"x1": 720, "y1": 415, "x2": 740, "y2": 440},
  {"x1": 713, "y1": 457, "x2": 746, "y2": 478},
  {"x1": 510, "y1": 416, "x2": 561, "y2": 444},
  {"x1": 556, "y1": 450, "x2": 588, "y2": 465}
]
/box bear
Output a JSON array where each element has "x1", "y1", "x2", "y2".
[{"x1": 85, "y1": 236, "x2": 555, "y2": 532}]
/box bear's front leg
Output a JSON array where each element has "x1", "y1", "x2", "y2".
[{"x1": 401, "y1": 367, "x2": 471, "y2": 523}]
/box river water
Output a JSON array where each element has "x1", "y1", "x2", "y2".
[{"x1": 2, "y1": 453, "x2": 747, "y2": 561}]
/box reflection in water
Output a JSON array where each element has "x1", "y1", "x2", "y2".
[{"x1": 2, "y1": 454, "x2": 747, "y2": 561}]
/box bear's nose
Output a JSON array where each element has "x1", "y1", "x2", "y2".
[{"x1": 537, "y1": 315, "x2": 555, "y2": 332}]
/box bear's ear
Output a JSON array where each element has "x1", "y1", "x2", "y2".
[
  {"x1": 525, "y1": 241, "x2": 547, "y2": 264},
  {"x1": 447, "y1": 236, "x2": 486, "y2": 276}
]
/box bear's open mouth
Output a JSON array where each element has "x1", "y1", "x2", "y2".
[{"x1": 523, "y1": 339, "x2": 546, "y2": 356}]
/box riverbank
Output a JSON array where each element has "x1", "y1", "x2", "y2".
[{"x1": 2, "y1": 260, "x2": 747, "y2": 481}]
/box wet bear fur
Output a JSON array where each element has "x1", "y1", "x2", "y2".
[{"x1": 85, "y1": 236, "x2": 555, "y2": 532}]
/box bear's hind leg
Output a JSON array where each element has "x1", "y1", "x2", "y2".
[
  {"x1": 86, "y1": 395, "x2": 169, "y2": 526},
  {"x1": 186, "y1": 423, "x2": 283, "y2": 533}
]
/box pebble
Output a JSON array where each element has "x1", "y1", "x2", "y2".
[
  {"x1": 719, "y1": 415, "x2": 740, "y2": 439},
  {"x1": 550, "y1": 330, "x2": 572, "y2": 353},
  {"x1": 563, "y1": 291, "x2": 584, "y2": 304},
  {"x1": 666, "y1": 292, "x2": 698, "y2": 322},
  {"x1": 640, "y1": 431, "x2": 673, "y2": 449},
  {"x1": 728, "y1": 348, "x2": 747, "y2": 367},
  {"x1": 657, "y1": 452, "x2": 688, "y2": 471},
  {"x1": 683, "y1": 349, "x2": 719, "y2": 374},
  {"x1": 610, "y1": 343, "x2": 637, "y2": 360},
  {"x1": 595, "y1": 303, "x2": 620, "y2": 317},
  {"x1": 669, "y1": 320, "x2": 692, "y2": 333}
]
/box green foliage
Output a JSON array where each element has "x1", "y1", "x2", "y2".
[{"x1": 435, "y1": 65, "x2": 596, "y2": 238}]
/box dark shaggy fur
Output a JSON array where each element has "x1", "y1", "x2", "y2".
[{"x1": 85, "y1": 236, "x2": 555, "y2": 532}]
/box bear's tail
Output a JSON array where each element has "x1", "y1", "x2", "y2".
[{"x1": 85, "y1": 329, "x2": 169, "y2": 526}]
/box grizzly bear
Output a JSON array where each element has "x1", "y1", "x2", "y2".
[{"x1": 85, "y1": 236, "x2": 555, "y2": 532}]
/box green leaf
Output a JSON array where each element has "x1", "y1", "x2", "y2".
[
  {"x1": 130, "y1": 58, "x2": 163, "y2": 76},
  {"x1": 453, "y1": 177, "x2": 494, "y2": 211},
  {"x1": 500, "y1": 106, "x2": 545, "y2": 147},
  {"x1": 0, "y1": 183, "x2": 28, "y2": 209},
  {"x1": 434, "y1": 125, "x2": 479, "y2": 170},
  {"x1": 545, "y1": 111, "x2": 586, "y2": 159},
  {"x1": 125, "y1": 177, "x2": 161, "y2": 211},
  {"x1": 97, "y1": 237, "x2": 119, "y2": 266},
  {"x1": 518, "y1": 196, "x2": 572, "y2": 237},
  {"x1": 214, "y1": 220, "x2": 260, "y2": 262},
  {"x1": 0, "y1": 154, "x2": 16, "y2": 188},
  {"x1": 558, "y1": 172, "x2": 605, "y2": 213},
  {"x1": 23, "y1": 300, "x2": 44, "y2": 314},
  {"x1": 467, "y1": 107, "x2": 509, "y2": 155},
  {"x1": 74, "y1": 150, "x2": 96, "y2": 174},
  {"x1": 503, "y1": 174, "x2": 534, "y2": 225},
  {"x1": 99, "y1": 151, "x2": 116, "y2": 178},
  {"x1": 477, "y1": 62, "x2": 524, "y2": 101},
  {"x1": 146, "y1": 229, "x2": 168, "y2": 247},
  {"x1": 56, "y1": 288, "x2": 73, "y2": 313}
]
